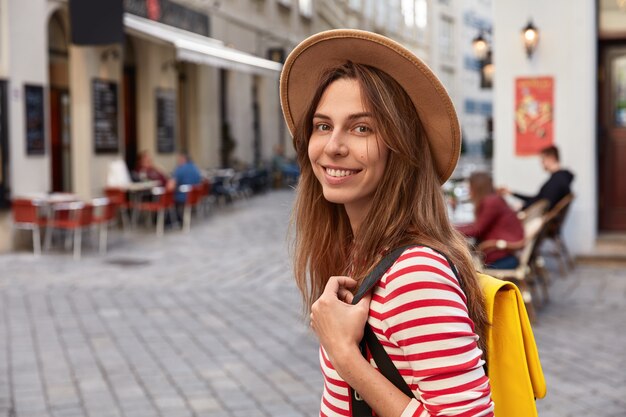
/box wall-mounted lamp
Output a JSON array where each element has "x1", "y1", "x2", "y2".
[
  {"x1": 100, "y1": 47, "x2": 120, "y2": 62},
  {"x1": 472, "y1": 29, "x2": 493, "y2": 89},
  {"x1": 472, "y1": 31, "x2": 490, "y2": 62},
  {"x1": 522, "y1": 20, "x2": 539, "y2": 59}
]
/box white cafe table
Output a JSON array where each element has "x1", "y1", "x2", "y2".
[
  {"x1": 122, "y1": 180, "x2": 160, "y2": 192},
  {"x1": 17, "y1": 192, "x2": 79, "y2": 204}
]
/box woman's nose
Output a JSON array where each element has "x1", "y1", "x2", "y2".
[{"x1": 324, "y1": 131, "x2": 348, "y2": 157}]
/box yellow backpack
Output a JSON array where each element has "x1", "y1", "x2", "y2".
[
  {"x1": 479, "y1": 273, "x2": 547, "y2": 417},
  {"x1": 351, "y1": 247, "x2": 547, "y2": 416}
]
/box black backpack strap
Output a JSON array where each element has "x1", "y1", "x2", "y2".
[
  {"x1": 350, "y1": 245, "x2": 418, "y2": 415},
  {"x1": 350, "y1": 244, "x2": 462, "y2": 415},
  {"x1": 352, "y1": 245, "x2": 417, "y2": 304}
]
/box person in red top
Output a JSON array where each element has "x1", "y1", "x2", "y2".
[
  {"x1": 133, "y1": 151, "x2": 169, "y2": 187},
  {"x1": 457, "y1": 172, "x2": 524, "y2": 269}
]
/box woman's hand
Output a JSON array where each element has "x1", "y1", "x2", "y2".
[{"x1": 310, "y1": 276, "x2": 372, "y2": 373}]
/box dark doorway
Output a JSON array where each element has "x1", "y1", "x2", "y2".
[
  {"x1": 599, "y1": 43, "x2": 626, "y2": 231},
  {"x1": 123, "y1": 67, "x2": 138, "y2": 171},
  {"x1": 48, "y1": 11, "x2": 71, "y2": 192},
  {"x1": 50, "y1": 88, "x2": 71, "y2": 192},
  {"x1": 177, "y1": 63, "x2": 188, "y2": 153},
  {"x1": 0, "y1": 80, "x2": 9, "y2": 207}
]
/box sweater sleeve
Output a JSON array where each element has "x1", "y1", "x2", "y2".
[{"x1": 378, "y1": 247, "x2": 494, "y2": 417}]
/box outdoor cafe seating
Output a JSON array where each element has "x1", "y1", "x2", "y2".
[
  {"x1": 540, "y1": 193, "x2": 575, "y2": 276},
  {"x1": 44, "y1": 200, "x2": 94, "y2": 260},
  {"x1": 11, "y1": 198, "x2": 47, "y2": 256},
  {"x1": 132, "y1": 187, "x2": 177, "y2": 237}
]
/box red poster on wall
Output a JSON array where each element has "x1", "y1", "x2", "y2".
[{"x1": 515, "y1": 77, "x2": 554, "y2": 156}]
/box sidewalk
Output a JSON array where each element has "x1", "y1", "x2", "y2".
[{"x1": 0, "y1": 189, "x2": 624, "y2": 417}]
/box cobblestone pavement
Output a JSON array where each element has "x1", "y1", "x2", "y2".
[{"x1": 0, "y1": 189, "x2": 624, "y2": 417}]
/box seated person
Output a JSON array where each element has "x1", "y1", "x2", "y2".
[
  {"x1": 499, "y1": 145, "x2": 574, "y2": 211},
  {"x1": 169, "y1": 153, "x2": 202, "y2": 205},
  {"x1": 457, "y1": 172, "x2": 525, "y2": 269},
  {"x1": 272, "y1": 144, "x2": 300, "y2": 185},
  {"x1": 133, "y1": 151, "x2": 169, "y2": 187}
]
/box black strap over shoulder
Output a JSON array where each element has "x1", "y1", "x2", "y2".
[
  {"x1": 352, "y1": 245, "x2": 417, "y2": 304},
  {"x1": 349, "y1": 244, "x2": 460, "y2": 416}
]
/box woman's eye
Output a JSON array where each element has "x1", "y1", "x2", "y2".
[
  {"x1": 354, "y1": 125, "x2": 372, "y2": 134},
  {"x1": 315, "y1": 123, "x2": 331, "y2": 132}
]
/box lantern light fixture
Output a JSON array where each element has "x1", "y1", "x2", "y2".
[
  {"x1": 472, "y1": 31, "x2": 490, "y2": 62},
  {"x1": 522, "y1": 19, "x2": 539, "y2": 59}
]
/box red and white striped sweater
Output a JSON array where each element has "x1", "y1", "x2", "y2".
[{"x1": 319, "y1": 246, "x2": 494, "y2": 417}]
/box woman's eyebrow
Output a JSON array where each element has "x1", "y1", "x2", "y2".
[{"x1": 313, "y1": 112, "x2": 373, "y2": 121}]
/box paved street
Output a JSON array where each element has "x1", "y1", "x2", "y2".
[{"x1": 0, "y1": 189, "x2": 625, "y2": 417}]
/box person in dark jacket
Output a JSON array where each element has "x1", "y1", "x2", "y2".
[{"x1": 499, "y1": 145, "x2": 574, "y2": 211}]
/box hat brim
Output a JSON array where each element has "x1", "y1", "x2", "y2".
[{"x1": 279, "y1": 29, "x2": 461, "y2": 184}]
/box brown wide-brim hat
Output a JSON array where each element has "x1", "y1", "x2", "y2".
[{"x1": 279, "y1": 29, "x2": 461, "y2": 184}]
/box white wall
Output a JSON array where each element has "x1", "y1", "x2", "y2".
[
  {"x1": 6, "y1": 0, "x2": 50, "y2": 196},
  {"x1": 187, "y1": 64, "x2": 221, "y2": 170},
  {"x1": 259, "y1": 75, "x2": 282, "y2": 163},
  {"x1": 493, "y1": 0, "x2": 597, "y2": 254},
  {"x1": 228, "y1": 70, "x2": 254, "y2": 166},
  {"x1": 69, "y1": 44, "x2": 123, "y2": 199},
  {"x1": 135, "y1": 38, "x2": 178, "y2": 174},
  {"x1": 0, "y1": 0, "x2": 8, "y2": 77}
]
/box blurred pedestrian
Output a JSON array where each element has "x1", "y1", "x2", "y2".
[
  {"x1": 282, "y1": 30, "x2": 493, "y2": 417},
  {"x1": 133, "y1": 151, "x2": 168, "y2": 187},
  {"x1": 498, "y1": 145, "x2": 574, "y2": 210},
  {"x1": 457, "y1": 172, "x2": 524, "y2": 269},
  {"x1": 271, "y1": 143, "x2": 300, "y2": 186},
  {"x1": 169, "y1": 152, "x2": 202, "y2": 204}
]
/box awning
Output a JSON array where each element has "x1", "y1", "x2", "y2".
[{"x1": 124, "y1": 13, "x2": 283, "y2": 77}]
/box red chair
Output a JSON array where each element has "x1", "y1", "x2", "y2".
[
  {"x1": 92, "y1": 197, "x2": 117, "y2": 255},
  {"x1": 44, "y1": 202, "x2": 94, "y2": 260},
  {"x1": 200, "y1": 179, "x2": 213, "y2": 216},
  {"x1": 11, "y1": 199, "x2": 47, "y2": 256},
  {"x1": 181, "y1": 184, "x2": 204, "y2": 233},
  {"x1": 104, "y1": 187, "x2": 131, "y2": 230},
  {"x1": 133, "y1": 187, "x2": 176, "y2": 237}
]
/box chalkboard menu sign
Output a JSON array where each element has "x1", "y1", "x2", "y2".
[
  {"x1": 0, "y1": 80, "x2": 9, "y2": 207},
  {"x1": 24, "y1": 85, "x2": 45, "y2": 155},
  {"x1": 156, "y1": 88, "x2": 176, "y2": 154},
  {"x1": 93, "y1": 79, "x2": 119, "y2": 153}
]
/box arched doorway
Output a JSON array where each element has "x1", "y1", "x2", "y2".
[
  {"x1": 123, "y1": 36, "x2": 139, "y2": 172},
  {"x1": 48, "y1": 11, "x2": 71, "y2": 192}
]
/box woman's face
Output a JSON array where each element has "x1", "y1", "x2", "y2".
[{"x1": 308, "y1": 78, "x2": 389, "y2": 215}]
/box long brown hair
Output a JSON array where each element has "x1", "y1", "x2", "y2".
[
  {"x1": 469, "y1": 171, "x2": 495, "y2": 215},
  {"x1": 291, "y1": 62, "x2": 488, "y2": 345}
]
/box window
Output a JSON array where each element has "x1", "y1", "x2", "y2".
[
  {"x1": 439, "y1": 15, "x2": 455, "y2": 62},
  {"x1": 299, "y1": 0, "x2": 312, "y2": 17},
  {"x1": 401, "y1": 0, "x2": 415, "y2": 27},
  {"x1": 415, "y1": 0, "x2": 427, "y2": 29},
  {"x1": 375, "y1": 0, "x2": 387, "y2": 28},
  {"x1": 364, "y1": 0, "x2": 374, "y2": 20},
  {"x1": 387, "y1": 0, "x2": 401, "y2": 31}
]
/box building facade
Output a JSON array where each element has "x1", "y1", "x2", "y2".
[
  {"x1": 0, "y1": 0, "x2": 436, "y2": 252},
  {"x1": 428, "y1": 0, "x2": 493, "y2": 168},
  {"x1": 493, "y1": 0, "x2": 601, "y2": 255}
]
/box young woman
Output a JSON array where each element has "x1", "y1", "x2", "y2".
[
  {"x1": 280, "y1": 30, "x2": 494, "y2": 417},
  {"x1": 458, "y1": 172, "x2": 525, "y2": 269}
]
